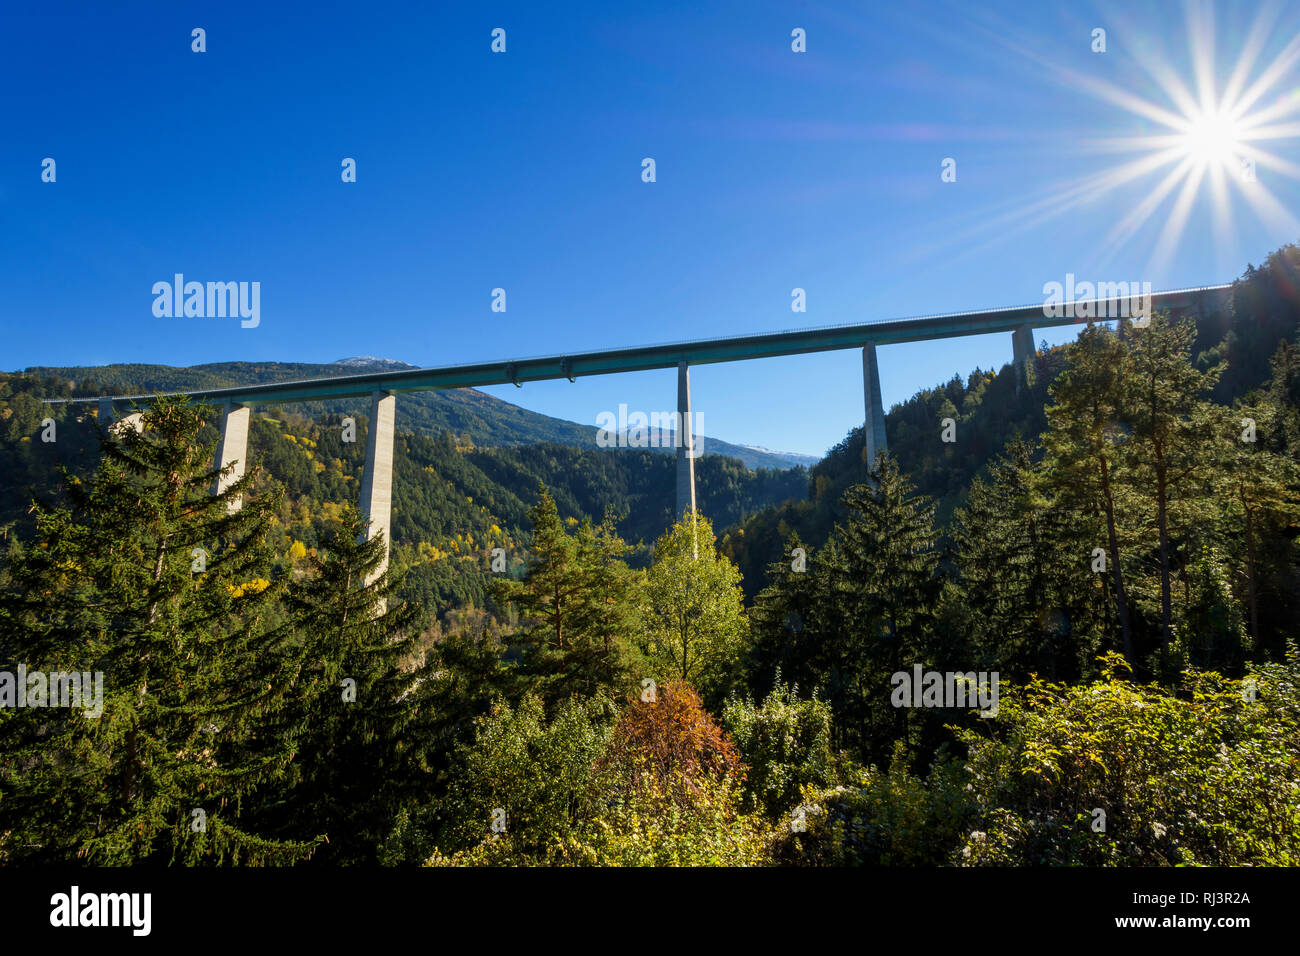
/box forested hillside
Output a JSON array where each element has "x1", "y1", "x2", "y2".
[
  {"x1": 725, "y1": 244, "x2": 1300, "y2": 596},
  {"x1": 17, "y1": 359, "x2": 816, "y2": 470},
  {"x1": 0, "y1": 393, "x2": 805, "y2": 620},
  {"x1": 3, "y1": 272, "x2": 1298, "y2": 865}
]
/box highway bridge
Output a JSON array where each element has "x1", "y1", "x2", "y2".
[{"x1": 45, "y1": 283, "x2": 1233, "y2": 578}]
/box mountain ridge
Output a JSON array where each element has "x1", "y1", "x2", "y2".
[{"x1": 19, "y1": 358, "x2": 819, "y2": 470}]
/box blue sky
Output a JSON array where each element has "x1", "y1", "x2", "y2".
[{"x1": 3, "y1": 0, "x2": 1298, "y2": 457}]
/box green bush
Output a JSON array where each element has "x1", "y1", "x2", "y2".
[
  {"x1": 437, "y1": 693, "x2": 615, "y2": 855},
  {"x1": 428, "y1": 772, "x2": 773, "y2": 867},
  {"x1": 722, "y1": 679, "x2": 839, "y2": 818},
  {"x1": 954, "y1": 652, "x2": 1300, "y2": 865},
  {"x1": 771, "y1": 742, "x2": 974, "y2": 866}
]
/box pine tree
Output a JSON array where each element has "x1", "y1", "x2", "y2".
[
  {"x1": 815, "y1": 452, "x2": 940, "y2": 758},
  {"x1": 1218, "y1": 395, "x2": 1300, "y2": 654},
  {"x1": 949, "y1": 438, "x2": 1107, "y2": 679},
  {"x1": 494, "y1": 488, "x2": 579, "y2": 698},
  {"x1": 1043, "y1": 324, "x2": 1138, "y2": 664},
  {"x1": 493, "y1": 486, "x2": 639, "y2": 703},
  {"x1": 745, "y1": 530, "x2": 821, "y2": 697},
  {"x1": 951, "y1": 439, "x2": 1044, "y2": 672},
  {"x1": 565, "y1": 508, "x2": 641, "y2": 698},
  {"x1": 1122, "y1": 312, "x2": 1223, "y2": 667},
  {"x1": 0, "y1": 396, "x2": 318, "y2": 864},
  {"x1": 1265, "y1": 341, "x2": 1300, "y2": 459},
  {"x1": 255, "y1": 505, "x2": 429, "y2": 863}
]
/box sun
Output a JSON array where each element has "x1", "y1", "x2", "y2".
[
  {"x1": 933, "y1": 3, "x2": 1300, "y2": 277},
  {"x1": 1181, "y1": 110, "x2": 1243, "y2": 167}
]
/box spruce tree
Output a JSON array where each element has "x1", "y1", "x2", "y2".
[
  {"x1": 493, "y1": 486, "x2": 639, "y2": 703},
  {"x1": 951, "y1": 439, "x2": 1044, "y2": 672},
  {"x1": 1218, "y1": 396, "x2": 1300, "y2": 655},
  {"x1": 1122, "y1": 312, "x2": 1222, "y2": 666},
  {"x1": 1043, "y1": 324, "x2": 1138, "y2": 664},
  {"x1": 816, "y1": 452, "x2": 939, "y2": 758},
  {"x1": 745, "y1": 530, "x2": 821, "y2": 697},
  {"x1": 0, "y1": 396, "x2": 318, "y2": 864},
  {"x1": 255, "y1": 505, "x2": 429, "y2": 863}
]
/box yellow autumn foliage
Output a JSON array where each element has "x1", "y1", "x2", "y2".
[{"x1": 227, "y1": 578, "x2": 271, "y2": 599}]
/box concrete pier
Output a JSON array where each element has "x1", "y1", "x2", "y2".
[
  {"x1": 675, "y1": 362, "x2": 697, "y2": 520},
  {"x1": 96, "y1": 399, "x2": 143, "y2": 436},
  {"x1": 213, "y1": 403, "x2": 251, "y2": 510},
  {"x1": 862, "y1": 344, "x2": 887, "y2": 469},
  {"x1": 676, "y1": 363, "x2": 699, "y2": 559},
  {"x1": 359, "y1": 391, "x2": 396, "y2": 585}
]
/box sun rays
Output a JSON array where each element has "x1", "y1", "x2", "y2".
[
  {"x1": 1039, "y1": 1, "x2": 1300, "y2": 275},
  {"x1": 903, "y1": 1, "x2": 1300, "y2": 280}
]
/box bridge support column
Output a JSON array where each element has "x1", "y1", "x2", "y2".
[
  {"x1": 676, "y1": 362, "x2": 699, "y2": 559},
  {"x1": 862, "y1": 345, "x2": 887, "y2": 469},
  {"x1": 213, "y1": 402, "x2": 251, "y2": 511},
  {"x1": 676, "y1": 362, "x2": 697, "y2": 516},
  {"x1": 1012, "y1": 324, "x2": 1035, "y2": 395},
  {"x1": 96, "y1": 399, "x2": 143, "y2": 436},
  {"x1": 359, "y1": 391, "x2": 396, "y2": 588}
]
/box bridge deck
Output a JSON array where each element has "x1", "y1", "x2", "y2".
[{"x1": 46, "y1": 284, "x2": 1230, "y2": 407}]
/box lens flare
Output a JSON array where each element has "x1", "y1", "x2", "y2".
[{"x1": 925, "y1": 2, "x2": 1300, "y2": 277}]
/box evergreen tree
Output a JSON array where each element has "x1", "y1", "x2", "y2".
[
  {"x1": 493, "y1": 486, "x2": 639, "y2": 703},
  {"x1": 564, "y1": 509, "x2": 642, "y2": 698},
  {"x1": 745, "y1": 530, "x2": 822, "y2": 698},
  {"x1": 1265, "y1": 341, "x2": 1300, "y2": 459},
  {"x1": 1122, "y1": 312, "x2": 1222, "y2": 668},
  {"x1": 0, "y1": 396, "x2": 318, "y2": 864},
  {"x1": 950, "y1": 439, "x2": 1046, "y2": 673},
  {"x1": 1218, "y1": 395, "x2": 1300, "y2": 656},
  {"x1": 255, "y1": 505, "x2": 430, "y2": 864},
  {"x1": 814, "y1": 452, "x2": 940, "y2": 758},
  {"x1": 1043, "y1": 324, "x2": 1138, "y2": 664},
  {"x1": 949, "y1": 438, "x2": 1106, "y2": 680}
]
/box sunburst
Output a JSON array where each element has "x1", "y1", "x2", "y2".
[{"x1": 922, "y1": 1, "x2": 1300, "y2": 278}]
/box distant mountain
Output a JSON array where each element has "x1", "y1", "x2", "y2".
[
  {"x1": 22, "y1": 359, "x2": 815, "y2": 470},
  {"x1": 333, "y1": 356, "x2": 419, "y2": 370},
  {"x1": 3, "y1": 357, "x2": 814, "y2": 614},
  {"x1": 734, "y1": 444, "x2": 819, "y2": 468}
]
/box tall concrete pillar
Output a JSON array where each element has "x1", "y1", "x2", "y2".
[
  {"x1": 213, "y1": 402, "x2": 251, "y2": 511},
  {"x1": 862, "y1": 345, "x2": 887, "y2": 469},
  {"x1": 1012, "y1": 324, "x2": 1035, "y2": 395},
  {"x1": 676, "y1": 362, "x2": 699, "y2": 559},
  {"x1": 675, "y1": 362, "x2": 697, "y2": 520},
  {"x1": 359, "y1": 390, "x2": 397, "y2": 586},
  {"x1": 97, "y1": 398, "x2": 143, "y2": 437}
]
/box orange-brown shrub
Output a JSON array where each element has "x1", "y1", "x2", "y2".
[{"x1": 598, "y1": 680, "x2": 745, "y2": 804}]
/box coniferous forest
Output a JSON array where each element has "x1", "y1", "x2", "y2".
[{"x1": 3, "y1": 247, "x2": 1299, "y2": 868}]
